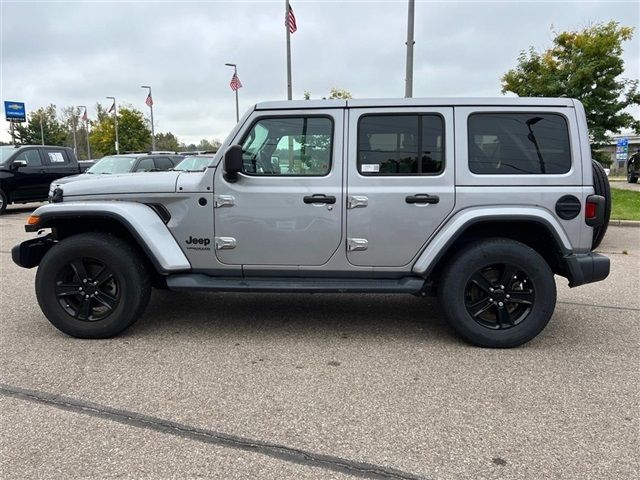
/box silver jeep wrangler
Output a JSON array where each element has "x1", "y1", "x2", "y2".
[{"x1": 12, "y1": 98, "x2": 611, "y2": 347}]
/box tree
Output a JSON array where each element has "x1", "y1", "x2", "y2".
[
  {"x1": 89, "y1": 104, "x2": 152, "y2": 156},
  {"x1": 196, "y1": 139, "x2": 222, "y2": 152},
  {"x1": 155, "y1": 132, "x2": 181, "y2": 152},
  {"x1": 303, "y1": 88, "x2": 352, "y2": 100},
  {"x1": 502, "y1": 22, "x2": 639, "y2": 165},
  {"x1": 12, "y1": 105, "x2": 67, "y2": 146}
]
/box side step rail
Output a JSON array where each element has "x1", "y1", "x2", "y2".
[{"x1": 166, "y1": 274, "x2": 425, "y2": 294}]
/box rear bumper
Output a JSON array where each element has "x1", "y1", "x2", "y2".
[{"x1": 564, "y1": 252, "x2": 610, "y2": 287}]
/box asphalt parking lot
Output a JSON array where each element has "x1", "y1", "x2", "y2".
[{"x1": 1, "y1": 204, "x2": 638, "y2": 480}]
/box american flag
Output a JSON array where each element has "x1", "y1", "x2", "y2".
[
  {"x1": 82, "y1": 108, "x2": 88, "y2": 122},
  {"x1": 230, "y1": 72, "x2": 243, "y2": 91},
  {"x1": 145, "y1": 93, "x2": 153, "y2": 107},
  {"x1": 108, "y1": 100, "x2": 115, "y2": 113},
  {"x1": 286, "y1": 4, "x2": 297, "y2": 34}
]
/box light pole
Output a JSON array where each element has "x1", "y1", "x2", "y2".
[
  {"x1": 404, "y1": 0, "x2": 415, "y2": 98},
  {"x1": 225, "y1": 63, "x2": 240, "y2": 123},
  {"x1": 40, "y1": 117, "x2": 45, "y2": 145},
  {"x1": 141, "y1": 85, "x2": 155, "y2": 151},
  {"x1": 106, "y1": 96, "x2": 119, "y2": 154},
  {"x1": 78, "y1": 105, "x2": 91, "y2": 160}
]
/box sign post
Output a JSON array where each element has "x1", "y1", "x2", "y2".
[
  {"x1": 4, "y1": 101, "x2": 26, "y2": 145},
  {"x1": 616, "y1": 138, "x2": 629, "y2": 168}
]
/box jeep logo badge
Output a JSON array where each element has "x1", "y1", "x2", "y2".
[{"x1": 185, "y1": 236, "x2": 211, "y2": 251}]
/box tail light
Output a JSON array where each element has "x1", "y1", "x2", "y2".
[{"x1": 585, "y1": 195, "x2": 605, "y2": 226}]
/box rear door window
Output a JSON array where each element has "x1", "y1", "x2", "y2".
[
  {"x1": 135, "y1": 158, "x2": 155, "y2": 172},
  {"x1": 357, "y1": 115, "x2": 444, "y2": 175},
  {"x1": 45, "y1": 149, "x2": 69, "y2": 165},
  {"x1": 468, "y1": 113, "x2": 571, "y2": 174}
]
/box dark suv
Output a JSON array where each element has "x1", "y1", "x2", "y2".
[
  {"x1": 0, "y1": 145, "x2": 93, "y2": 214},
  {"x1": 627, "y1": 151, "x2": 639, "y2": 183}
]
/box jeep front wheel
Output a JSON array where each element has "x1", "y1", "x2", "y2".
[
  {"x1": 0, "y1": 189, "x2": 8, "y2": 215},
  {"x1": 438, "y1": 238, "x2": 556, "y2": 348},
  {"x1": 36, "y1": 233, "x2": 151, "y2": 338}
]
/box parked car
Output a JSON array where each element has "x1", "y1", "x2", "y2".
[
  {"x1": 0, "y1": 145, "x2": 93, "y2": 214},
  {"x1": 173, "y1": 155, "x2": 214, "y2": 172},
  {"x1": 627, "y1": 151, "x2": 639, "y2": 183},
  {"x1": 13, "y1": 97, "x2": 610, "y2": 347},
  {"x1": 49, "y1": 153, "x2": 184, "y2": 192}
]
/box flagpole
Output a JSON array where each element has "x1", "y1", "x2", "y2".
[
  {"x1": 40, "y1": 117, "x2": 45, "y2": 145},
  {"x1": 106, "y1": 96, "x2": 119, "y2": 154},
  {"x1": 71, "y1": 110, "x2": 78, "y2": 157},
  {"x1": 79, "y1": 106, "x2": 91, "y2": 160},
  {"x1": 141, "y1": 86, "x2": 155, "y2": 151},
  {"x1": 285, "y1": 0, "x2": 292, "y2": 100},
  {"x1": 224, "y1": 64, "x2": 240, "y2": 123}
]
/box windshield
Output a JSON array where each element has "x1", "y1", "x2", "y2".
[
  {"x1": 88, "y1": 156, "x2": 137, "y2": 174},
  {"x1": 0, "y1": 146, "x2": 16, "y2": 165},
  {"x1": 174, "y1": 156, "x2": 213, "y2": 171}
]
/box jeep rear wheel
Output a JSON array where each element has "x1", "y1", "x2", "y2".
[
  {"x1": 36, "y1": 233, "x2": 151, "y2": 338},
  {"x1": 438, "y1": 238, "x2": 556, "y2": 348}
]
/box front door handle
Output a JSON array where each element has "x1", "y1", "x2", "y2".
[
  {"x1": 405, "y1": 194, "x2": 440, "y2": 205},
  {"x1": 304, "y1": 194, "x2": 336, "y2": 205}
]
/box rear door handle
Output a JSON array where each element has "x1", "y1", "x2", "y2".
[
  {"x1": 304, "y1": 194, "x2": 336, "y2": 205},
  {"x1": 405, "y1": 194, "x2": 440, "y2": 204}
]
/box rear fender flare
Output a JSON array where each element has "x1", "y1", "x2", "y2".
[{"x1": 412, "y1": 206, "x2": 573, "y2": 276}]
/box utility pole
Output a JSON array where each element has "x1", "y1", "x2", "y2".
[
  {"x1": 79, "y1": 105, "x2": 91, "y2": 159},
  {"x1": 285, "y1": 0, "x2": 293, "y2": 100},
  {"x1": 141, "y1": 85, "x2": 155, "y2": 151},
  {"x1": 106, "y1": 96, "x2": 119, "y2": 154},
  {"x1": 404, "y1": 0, "x2": 415, "y2": 98},
  {"x1": 224, "y1": 64, "x2": 240, "y2": 122}
]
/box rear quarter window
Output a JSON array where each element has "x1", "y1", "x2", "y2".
[{"x1": 468, "y1": 113, "x2": 571, "y2": 175}]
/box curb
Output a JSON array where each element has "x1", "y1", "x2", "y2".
[{"x1": 610, "y1": 219, "x2": 640, "y2": 228}]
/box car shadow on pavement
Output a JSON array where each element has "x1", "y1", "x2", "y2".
[{"x1": 129, "y1": 290, "x2": 456, "y2": 344}]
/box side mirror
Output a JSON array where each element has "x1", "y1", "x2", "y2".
[
  {"x1": 10, "y1": 159, "x2": 27, "y2": 171},
  {"x1": 224, "y1": 145, "x2": 243, "y2": 183}
]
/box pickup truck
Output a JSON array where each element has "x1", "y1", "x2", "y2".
[{"x1": 0, "y1": 145, "x2": 93, "y2": 214}]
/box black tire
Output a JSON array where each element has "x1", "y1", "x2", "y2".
[
  {"x1": 35, "y1": 233, "x2": 151, "y2": 338},
  {"x1": 591, "y1": 160, "x2": 611, "y2": 250},
  {"x1": 0, "y1": 189, "x2": 7, "y2": 215},
  {"x1": 438, "y1": 238, "x2": 556, "y2": 348}
]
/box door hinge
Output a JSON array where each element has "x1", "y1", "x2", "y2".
[
  {"x1": 214, "y1": 195, "x2": 235, "y2": 208},
  {"x1": 347, "y1": 238, "x2": 368, "y2": 251},
  {"x1": 347, "y1": 195, "x2": 368, "y2": 209},
  {"x1": 214, "y1": 237, "x2": 237, "y2": 250}
]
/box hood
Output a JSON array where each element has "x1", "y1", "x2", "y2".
[
  {"x1": 53, "y1": 173, "x2": 89, "y2": 186},
  {"x1": 59, "y1": 171, "x2": 181, "y2": 197}
]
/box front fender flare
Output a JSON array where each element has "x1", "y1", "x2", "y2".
[
  {"x1": 411, "y1": 206, "x2": 573, "y2": 276},
  {"x1": 26, "y1": 201, "x2": 191, "y2": 273}
]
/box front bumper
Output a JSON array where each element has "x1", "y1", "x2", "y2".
[
  {"x1": 11, "y1": 235, "x2": 57, "y2": 269},
  {"x1": 564, "y1": 252, "x2": 610, "y2": 287}
]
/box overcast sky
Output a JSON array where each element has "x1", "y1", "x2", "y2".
[{"x1": 1, "y1": 0, "x2": 638, "y2": 145}]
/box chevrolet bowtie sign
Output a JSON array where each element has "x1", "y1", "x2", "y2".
[{"x1": 4, "y1": 101, "x2": 26, "y2": 122}]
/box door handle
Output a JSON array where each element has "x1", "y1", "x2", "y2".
[
  {"x1": 303, "y1": 194, "x2": 336, "y2": 205},
  {"x1": 405, "y1": 194, "x2": 440, "y2": 204}
]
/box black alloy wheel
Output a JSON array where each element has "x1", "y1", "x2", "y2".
[
  {"x1": 464, "y1": 263, "x2": 534, "y2": 330},
  {"x1": 55, "y1": 258, "x2": 120, "y2": 322}
]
